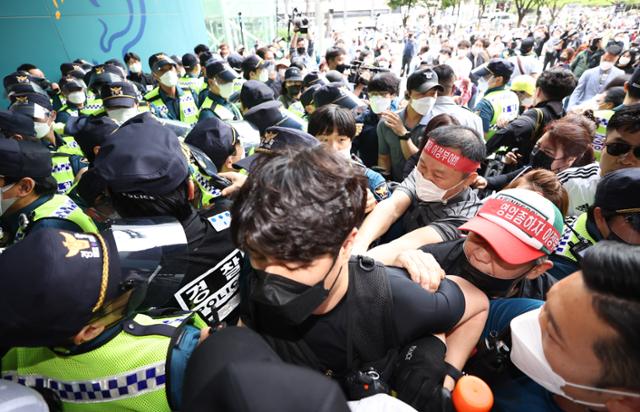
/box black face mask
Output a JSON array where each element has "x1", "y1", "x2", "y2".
[
  {"x1": 459, "y1": 253, "x2": 528, "y2": 298},
  {"x1": 297, "y1": 47, "x2": 306, "y2": 55},
  {"x1": 530, "y1": 147, "x2": 554, "y2": 170},
  {"x1": 249, "y1": 255, "x2": 342, "y2": 325},
  {"x1": 287, "y1": 85, "x2": 302, "y2": 97}
]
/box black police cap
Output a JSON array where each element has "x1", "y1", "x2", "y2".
[
  {"x1": 226, "y1": 53, "x2": 244, "y2": 72},
  {"x1": 300, "y1": 84, "x2": 320, "y2": 107},
  {"x1": 59, "y1": 76, "x2": 86, "y2": 93},
  {"x1": 240, "y1": 80, "x2": 275, "y2": 110},
  {"x1": 205, "y1": 60, "x2": 237, "y2": 82},
  {"x1": 151, "y1": 54, "x2": 177, "y2": 73},
  {"x1": 313, "y1": 83, "x2": 360, "y2": 109},
  {"x1": 302, "y1": 71, "x2": 327, "y2": 88},
  {"x1": 473, "y1": 58, "x2": 515, "y2": 80},
  {"x1": 85, "y1": 64, "x2": 126, "y2": 90},
  {"x1": 241, "y1": 55, "x2": 269, "y2": 74},
  {"x1": 93, "y1": 115, "x2": 188, "y2": 195},
  {"x1": 182, "y1": 53, "x2": 199, "y2": 69},
  {"x1": 3, "y1": 71, "x2": 47, "y2": 96},
  {"x1": 594, "y1": 168, "x2": 640, "y2": 213},
  {"x1": 64, "y1": 116, "x2": 119, "y2": 163},
  {"x1": 0, "y1": 138, "x2": 51, "y2": 178},
  {"x1": 284, "y1": 67, "x2": 304, "y2": 82},
  {"x1": 10, "y1": 92, "x2": 53, "y2": 119},
  {"x1": 0, "y1": 109, "x2": 35, "y2": 138},
  {"x1": 185, "y1": 117, "x2": 239, "y2": 171},
  {"x1": 100, "y1": 81, "x2": 138, "y2": 108}
]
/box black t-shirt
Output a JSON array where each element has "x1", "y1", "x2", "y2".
[
  {"x1": 419, "y1": 238, "x2": 556, "y2": 300},
  {"x1": 169, "y1": 201, "x2": 242, "y2": 326},
  {"x1": 247, "y1": 264, "x2": 466, "y2": 376}
]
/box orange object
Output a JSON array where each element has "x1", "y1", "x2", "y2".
[{"x1": 452, "y1": 375, "x2": 494, "y2": 412}]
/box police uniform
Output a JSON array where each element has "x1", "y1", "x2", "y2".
[
  {"x1": 279, "y1": 67, "x2": 306, "y2": 119},
  {"x1": 84, "y1": 64, "x2": 129, "y2": 117},
  {"x1": 92, "y1": 115, "x2": 243, "y2": 327},
  {"x1": 0, "y1": 227, "x2": 205, "y2": 411},
  {"x1": 244, "y1": 100, "x2": 306, "y2": 136},
  {"x1": 0, "y1": 139, "x2": 96, "y2": 245},
  {"x1": 198, "y1": 60, "x2": 242, "y2": 122},
  {"x1": 56, "y1": 77, "x2": 92, "y2": 124},
  {"x1": 473, "y1": 60, "x2": 520, "y2": 140},
  {"x1": 100, "y1": 80, "x2": 146, "y2": 123},
  {"x1": 179, "y1": 53, "x2": 206, "y2": 95}
]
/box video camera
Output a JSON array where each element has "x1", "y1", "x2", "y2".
[
  {"x1": 289, "y1": 8, "x2": 309, "y2": 34},
  {"x1": 337, "y1": 60, "x2": 390, "y2": 85}
]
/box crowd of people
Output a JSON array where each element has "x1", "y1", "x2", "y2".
[{"x1": 0, "y1": 7, "x2": 639, "y2": 412}]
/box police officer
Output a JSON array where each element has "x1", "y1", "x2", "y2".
[
  {"x1": 241, "y1": 80, "x2": 306, "y2": 133},
  {"x1": 0, "y1": 226, "x2": 206, "y2": 411},
  {"x1": 84, "y1": 64, "x2": 127, "y2": 117},
  {"x1": 179, "y1": 53, "x2": 205, "y2": 94},
  {"x1": 198, "y1": 60, "x2": 242, "y2": 122},
  {"x1": 144, "y1": 54, "x2": 199, "y2": 126},
  {"x1": 92, "y1": 115, "x2": 242, "y2": 327},
  {"x1": 0, "y1": 138, "x2": 96, "y2": 245},
  {"x1": 473, "y1": 59, "x2": 520, "y2": 140},
  {"x1": 241, "y1": 55, "x2": 271, "y2": 83},
  {"x1": 278, "y1": 67, "x2": 306, "y2": 119},
  {"x1": 8, "y1": 93, "x2": 86, "y2": 193},
  {"x1": 100, "y1": 81, "x2": 142, "y2": 124},
  {"x1": 3, "y1": 71, "x2": 48, "y2": 101},
  {"x1": 55, "y1": 76, "x2": 90, "y2": 124}
]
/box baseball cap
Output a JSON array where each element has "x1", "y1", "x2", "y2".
[
  {"x1": 240, "y1": 80, "x2": 275, "y2": 110},
  {"x1": 64, "y1": 116, "x2": 119, "y2": 163},
  {"x1": 301, "y1": 84, "x2": 320, "y2": 107},
  {"x1": 9, "y1": 92, "x2": 53, "y2": 119},
  {"x1": 59, "y1": 76, "x2": 87, "y2": 94},
  {"x1": 472, "y1": 59, "x2": 515, "y2": 80},
  {"x1": 185, "y1": 117, "x2": 239, "y2": 171},
  {"x1": 510, "y1": 75, "x2": 536, "y2": 96},
  {"x1": 233, "y1": 126, "x2": 319, "y2": 171},
  {"x1": 0, "y1": 138, "x2": 51, "y2": 178},
  {"x1": 628, "y1": 66, "x2": 640, "y2": 93},
  {"x1": 206, "y1": 60, "x2": 238, "y2": 82},
  {"x1": 406, "y1": 68, "x2": 444, "y2": 93},
  {"x1": 0, "y1": 110, "x2": 35, "y2": 137},
  {"x1": 459, "y1": 188, "x2": 564, "y2": 265},
  {"x1": 151, "y1": 54, "x2": 177, "y2": 72},
  {"x1": 85, "y1": 64, "x2": 126, "y2": 91},
  {"x1": 241, "y1": 55, "x2": 270, "y2": 74},
  {"x1": 284, "y1": 67, "x2": 304, "y2": 82},
  {"x1": 0, "y1": 225, "x2": 187, "y2": 348},
  {"x1": 274, "y1": 58, "x2": 291, "y2": 69},
  {"x1": 93, "y1": 115, "x2": 189, "y2": 195},
  {"x1": 313, "y1": 83, "x2": 362, "y2": 109},
  {"x1": 182, "y1": 53, "x2": 199, "y2": 69},
  {"x1": 303, "y1": 71, "x2": 327, "y2": 88},
  {"x1": 3, "y1": 71, "x2": 47, "y2": 97},
  {"x1": 226, "y1": 53, "x2": 244, "y2": 73},
  {"x1": 100, "y1": 81, "x2": 138, "y2": 108},
  {"x1": 594, "y1": 167, "x2": 640, "y2": 213}
]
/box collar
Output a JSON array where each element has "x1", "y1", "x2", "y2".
[
  {"x1": 435, "y1": 96, "x2": 457, "y2": 105},
  {"x1": 401, "y1": 107, "x2": 432, "y2": 126},
  {"x1": 586, "y1": 215, "x2": 604, "y2": 241},
  {"x1": 52, "y1": 319, "x2": 126, "y2": 356},
  {"x1": 485, "y1": 85, "x2": 505, "y2": 94},
  {"x1": 207, "y1": 90, "x2": 228, "y2": 104},
  {"x1": 534, "y1": 100, "x2": 564, "y2": 117},
  {"x1": 159, "y1": 85, "x2": 183, "y2": 101},
  {"x1": 1, "y1": 194, "x2": 53, "y2": 236}
]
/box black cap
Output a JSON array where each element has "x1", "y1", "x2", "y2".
[
  {"x1": 594, "y1": 167, "x2": 640, "y2": 212},
  {"x1": 85, "y1": 64, "x2": 126, "y2": 91},
  {"x1": 241, "y1": 55, "x2": 269, "y2": 74},
  {"x1": 151, "y1": 54, "x2": 177, "y2": 72},
  {"x1": 520, "y1": 37, "x2": 535, "y2": 53},
  {"x1": 93, "y1": 115, "x2": 189, "y2": 195},
  {"x1": 206, "y1": 60, "x2": 237, "y2": 82},
  {"x1": 59, "y1": 76, "x2": 86, "y2": 93},
  {"x1": 10, "y1": 92, "x2": 53, "y2": 119},
  {"x1": 629, "y1": 66, "x2": 640, "y2": 93},
  {"x1": 240, "y1": 80, "x2": 275, "y2": 110},
  {"x1": 182, "y1": 53, "x2": 199, "y2": 69},
  {"x1": 60, "y1": 62, "x2": 84, "y2": 76},
  {"x1": 284, "y1": 67, "x2": 304, "y2": 82},
  {"x1": 185, "y1": 117, "x2": 239, "y2": 171},
  {"x1": 233, "y1": 125, "x2": 319, "y2": 171},
  {"x1": 3, "y1": 71, "x2": 47, "y2": 96},
  {"x1": 0, "y1": 138, "x2": 51, "y2": 178},
  {"x1": 64, "y1": 116, "x2": 119, "y2": 163},
  {"x1": 313, "y1": 83, "x2": 361, "y2": 109},
  {"x1": 302, "y1": 72, "x2": 328, "y2": 88},
  {"x1": 226, "y1": 53, "x2": 244, "y2": 72},
  {"x1": 183, "y1": 327, "x2": 349, "y2": 412},
  {"x1": 0, "y1": 110, "x2": 35, "y2": 137},
  {"x1": 194, "y1": 44, "x2": 210, "y2": 55},
  {"x1": 242, "y1": 101, "x2": 286, "y2": 135},
  {"x1": 100, "y1": 81, "x2": 138, "y2": 108},
  {"x1": 605, "y1": 44, "x2": 623, "y2": 56},
  {"x1": 473, "y1": 58, "x2": 515, "y2": 79},
  {"x1": 406, "y1": 68, "x2": 443, "y2": 93},
  {"x1": 325, "y1": 70, "x2": 346, "y2": 84},
  {"x1": 300, "y1": 84, "x2": 320, "y2": 107}
]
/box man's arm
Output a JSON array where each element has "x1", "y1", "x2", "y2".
[
  {"x1": 377, "y1": 121, "x2": 391, "y2": 175},
  {"x1": 368, "y1": 225, "x2": 444, "y2": 265},
  {"x1": 485, "y1": 110, "x2": 536, "y2": 154},
  {"x1": 352, "y1": 190, "x2": 412, "y2": 254},
  {"x1": 474, "y1": 99, "x2": 494, "y2": 134},
  {"x1": 289, "y1": 31, "x2": 299, "y2": 56}
]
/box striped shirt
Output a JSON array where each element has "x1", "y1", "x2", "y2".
[{"x1": 557, "y1": 162, "x2": 600, "y2": 217}]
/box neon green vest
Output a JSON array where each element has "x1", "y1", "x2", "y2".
[
  {"x1": 287, "y1": 100, "x2": 306, "y2": 119},
  {"x1": 178, "y1": 76, "x2": 205, "y2": 95},
  {"x1": 190, "y1": 164, "x2": 224, "y2": 208},
  {"x1": 554, "y1": 213, "x2": 596, "y2": 264},
  {"x1": 56, "y1": 135, "x2": 85, "y2": 157},
  {"x1": 1, "y1": 312, "x2": 206, "y2": 412},
  {"x1": 13, "y1": 194, "x2": 97, "y2": 243},
  {"x1": 232, "y1": 77, "x2": 245, "y2": 94},
  {"x1": 198, "y1": 96, "x2": 241, "y2": 121},
  {"x1": 83, "y1": 92, "x2": 105, "y2": 116},
  {"x1": 483, "y1": 88, "x2": 520, "y2": 140},
  {"x1": 51, "y1": 153, "x2": 78, "y2": 195},
  {"x1": 593, "y1": 109, "x2": 614, "y2": 161},
  {"x1": 144, "y1": 87, "x2": 199, "y2": 126}
]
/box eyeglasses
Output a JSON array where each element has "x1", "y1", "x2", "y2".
[{"x1": 605, "y1": 142, "x2": 640, "y2": 160}]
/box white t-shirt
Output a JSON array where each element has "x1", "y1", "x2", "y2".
[
  {"x1": 348, "y1": 394, "x2": 417, "y2": 412},
  {"x1": 557, "y1": 163, "x2": 601, "y2": 217}
]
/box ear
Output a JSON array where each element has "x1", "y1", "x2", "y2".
[
  {"x1": 72, "y1": 322, "x2": 106, "y2": 345},
  {"x1": 187, "y1": 179, "x2": 195, "y2": 201},
  {"x1": 15, "y1": 177, "x2": 35, "y2": 197},
  {"x1": 341, "y1": 227, "x2": 359, "y2": 257},
  {"x1": 12, "y1": 134, "x2": 25, "y2": 141},
  {"x1": 607, "y1": 396, "x2": 640, "y2": 412},
  {"x1": 593, "y1": 206, "x2": 610, "y2": 238},
  {"x1": 93, "y1": 146, "x2": 101, "y2": 157},
  {"x1": 223, "y1": 156, "x2": 235, "y2": 171},
  {"x1": 464, "y1": 172, "x2": 478, "y2": 187},
  {"x1": 527, "y1": 260, "x2": 553, "y2": 279}
]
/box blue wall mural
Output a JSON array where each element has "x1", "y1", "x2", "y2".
[{"x1": 0, "y1": 0, "x2": 209, "y2": 107}]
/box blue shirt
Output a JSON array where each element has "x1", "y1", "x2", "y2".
[{"x1": 493, "y1": 375, "x2": 564, "y2": 412}]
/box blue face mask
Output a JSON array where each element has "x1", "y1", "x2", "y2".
[{"x1": 389, "y1": 98, "x2": 399, "y2": 112}]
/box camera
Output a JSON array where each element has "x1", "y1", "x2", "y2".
[
  {"x1": 343, "y1": 367, "x2": 390, "y2": 400},
  {"x1": 290, "y1": 8, "x2": 309, "y2": 34},
  {"x1": 338, "y1": 60, "x2": 390, "y2": 85}
]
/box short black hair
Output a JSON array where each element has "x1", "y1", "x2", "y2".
[
  {"x1": 308, "y1": 104, "x2": 356, "y2": 139},
  {"x1": 194, "y1": 44, "x2": 210, "y2": 55},
  {"x1": 603, "y1": 86, "x2": 626, "y2": 108},
  {"x1": 325, "y1": 47, "x2": 346, "y2": 63},
  {"x1": 17, "y1": 63, "x2": 38, "y2": 72},
  {"x1": 432, "y1": 64, "x2": 455, "y2": 93},
  {"x1": 607, "y1": 104, "x2": 640, "y2": 134},
  {"x1": 581, "y1": 241, "x2": 640, "y2": 390},
  {"x1": 255, "y1": 47, "x2": 269, "y2": 60},
  {"x1": 457, "y1": 40, "x2": 471, "y2": 49},
  {"x1": 123, "y1": 52, "x2": 141, "y2": 64},
  {"x1": 425, "y1": 125, "x2": 486, "y2": 166},
  {"x1": 110, "y1": 180, "x2": 193, "y2": 221},
  {"x1": 231, "y1": 146, "x2": 367, "y2": 265},
  {"x1": 367, "y1": 72, "x2": 400, "y2": 95},
  {"x1": 536, "y1": 69, "x2": 577, "y2": 101}
]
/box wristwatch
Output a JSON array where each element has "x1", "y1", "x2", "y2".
[{"x1": 398, "y1": 131, "x2": 412, "y2": 141}]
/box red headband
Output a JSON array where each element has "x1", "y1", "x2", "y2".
[{"x1": 423, "y1": 140, "x2": 480, "y2": 174}]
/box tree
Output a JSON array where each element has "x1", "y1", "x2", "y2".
[
  {"x1": 387, "y1": 0, "x2": 431, "y2": 27},
  {"x1": 513, "y1": 0, "x2": 538, "y2": 25},
  {"x1": 477, "y1": 0, "x2": 495, "y2": 28}
]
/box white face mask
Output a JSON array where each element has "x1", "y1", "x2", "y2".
[
  {"x1": 618, "y1": 56, "x2": 631, "y2": 66},
  {"x1": 370, "y1": 96, "x2": 391, "y2": 114},
  {"x1": 67, "y1": 91, "x2": 86, "y2": 105},
  {"x1": 511, "y1": 308, "x2": 640, "y2": 409},
  {"x1": 521, "y1": 97, "x2": 534, "y2": 107},
  {"x1": 107, "y1": 107, "x2": 139, "y2": 124},
  {"x1": 34, "y1": 121, "x2": 51, "y2": 139},
  {"x1": 217, "y1": 81, "x2": 234, "y2": 99},
  {"x1": 129, "y1": 62, "x2": 142, "y2": 73},
  {"x1": 258, "y1": 70, "x2": 269, "y2": 83},
  {"x1": 599, "y1": 61, "x2": 614, "y2": 71},
  {"x1": 0, "y1": 183, "x2": 17, "y2": 216},
  {"x1": 159, "y1": 70, "x2": 179, "y2": 87},
  {"x1": 410, "y1": 96, "x2": 435, "y2": 116},
  {"x1": 414, "y1": 169, "x2": 452, "y2": 203}
]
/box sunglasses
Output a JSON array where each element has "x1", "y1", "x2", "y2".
[
  {"x1": 622, "y1": 213, "x2": 640, "y2": 231},
  {"x1": 605, "y1": 142, "x2": 640, "y2": 159}
]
